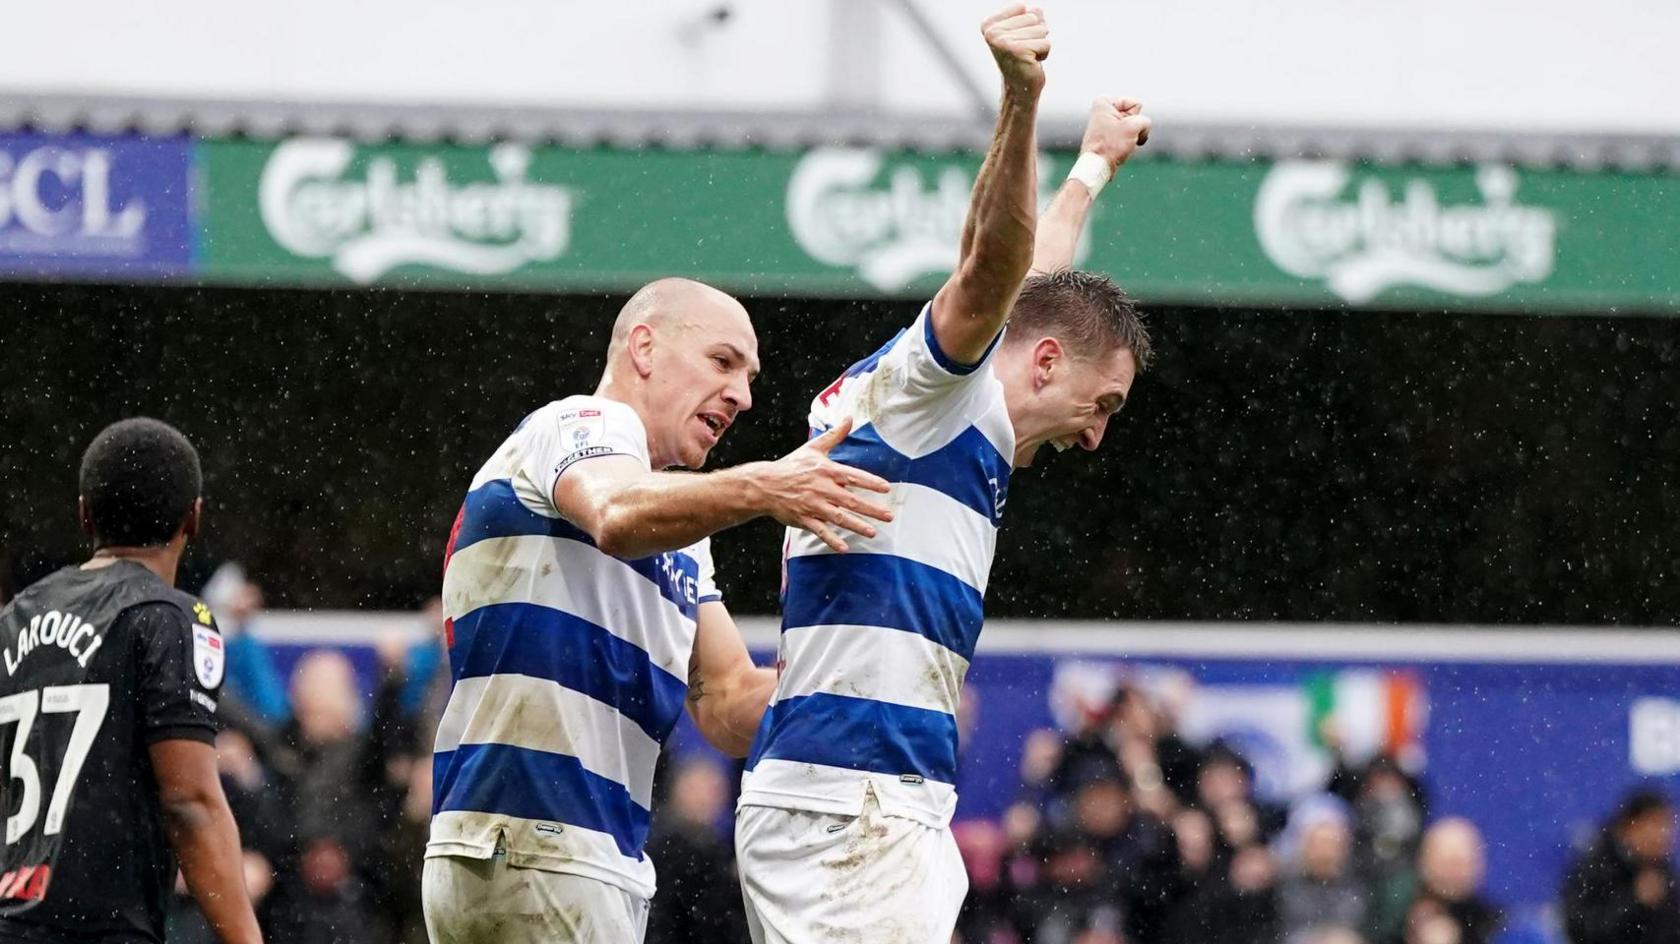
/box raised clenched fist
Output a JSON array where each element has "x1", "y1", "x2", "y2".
[
  {"x1": 982, "y1": 4, "x2": 1050, "y2": 96},
  {"x1": 1082, "y1": 97, "x2": 1153, "y2": 173}
]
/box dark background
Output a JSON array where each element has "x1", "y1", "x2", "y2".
[{"x1": 3, "y1": 281, "x2": 1675, "y2": 623}]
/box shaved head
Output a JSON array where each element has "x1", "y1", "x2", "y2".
[{"x1": 608, "y1": 277, "x2": 751, "y2": 360}]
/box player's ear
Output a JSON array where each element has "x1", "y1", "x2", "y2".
[
  {"x1": 1033, "y1": 337, "x2": 1065, "y2": 389},
  {"x1": 627, "y1": 323, "x2": 657, "y2": 379},
  {"x1": 180, "y1": 497, "x2": 204, "y2": 543},
  {"x1": 76, "y1": 496, "x2": 96, "y2": 538}
]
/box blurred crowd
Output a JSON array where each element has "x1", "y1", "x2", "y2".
[
  {"x1": 946, "y1": 686, "x2": 1488, "y2": 944},
  {"x1": 178, "y1": 566, "x2": 1680, "y2": 944},
  {"x1": 166, "y1": 566, "x2": 446, "y2": 944}
]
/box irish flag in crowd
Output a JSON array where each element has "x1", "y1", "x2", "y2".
[
  {"x1": 1053, "y1": 662, "x2": 1432, "y2": 801},
  {"x1": 1304, "y1": 669, "x2": 1428, "y2": 767}
]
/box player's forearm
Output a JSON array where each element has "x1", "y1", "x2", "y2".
[
  {"x1": 592, "y1": 465, "x2": 767, "y2": 559},
  {"x1": 1031, "y1": 179, "x2": 1094, "y2": 274},
  {"x1": 162, "y1": 795, "x2": 263, "y2": 944},
  {"x1": 964, "y1": 89, "x2": 1041, "y2": 298},
  {"x1": 939, "y1": 88, "x2": 1041, "y2": 357},
  {"x1": 696, "y1": 665, "x2": 776, "y2": 757}
]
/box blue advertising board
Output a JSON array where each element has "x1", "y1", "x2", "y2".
[{"x1": 0, "y1": 132, "x2": 193, "y2": 279}]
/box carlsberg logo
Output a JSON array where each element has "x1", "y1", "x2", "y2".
[
  {"x1": 787, "y1": 149, "x2": 1076, "y2": 292},
  {"x1": 258, "y1": 140, "x2": 572, "y2": 283},
  {"x1": 1255, "y1": 162, "x2": 1557, "y2": 303}
]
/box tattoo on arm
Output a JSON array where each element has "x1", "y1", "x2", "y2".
[{"x1": 687, "y1": 648, "x2": 706, "y2": 703}]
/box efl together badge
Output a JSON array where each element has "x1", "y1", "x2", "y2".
[{"x1": 192, "y1": 626, "x2": 225, "y2": 689}]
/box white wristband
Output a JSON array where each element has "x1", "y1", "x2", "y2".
[{"x1": 1067, "y1": 151, "x2": 1113, "y2": 197}]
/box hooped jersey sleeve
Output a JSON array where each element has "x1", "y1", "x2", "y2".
[
  {"x1": 514, "y1": 395, "x2": 651, "y2": 517},
  {"x1": 688, "y1": 538, "x2": 722, "y2": 605},
  {"x1": 898, "y1": 301, "x2": 1007, "y2": 399},
  {"x1": 809, "y1": 303, "x2": 1006, "y2": 457}
]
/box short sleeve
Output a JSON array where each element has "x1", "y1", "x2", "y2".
[
  {"x1": 898, "y1": 302, "x2": 1005, "y2": 397},
  {"x1": 131, "y1": 603, "x2": 222, "y2": 744},
  {"x1": 808, "y1": 303, "x2": 1003, "y2": 456},
  {"x1": 517, "y1": 397, "x2": 650, "y2": 514},
  {"x1": 688, "y1": 539, "x2": 722, "y2": 605}
]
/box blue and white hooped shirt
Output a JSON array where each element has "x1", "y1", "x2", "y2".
[
  {"x1": 428, "y1": 395, "x2": 718, "y2": 898},
  {"x1": 740, "y1": 304, "x2": 1012, "y2": 828}
]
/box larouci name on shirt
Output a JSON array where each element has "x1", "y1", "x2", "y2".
[{"x1": 3, "y1": 610, "x2": 103, "y2": 676}]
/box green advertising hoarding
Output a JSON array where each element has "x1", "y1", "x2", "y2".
[{"x1": 198, "y1": 138, "x2": 1680, "y2": 313}]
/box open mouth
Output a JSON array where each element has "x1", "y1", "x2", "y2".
[
  {"x1": 698, "y1": 412, "x2": 730, "y2": 438},
  {"x1": 1051, "y1": 437, "x2": 1076, "y2": 453}
]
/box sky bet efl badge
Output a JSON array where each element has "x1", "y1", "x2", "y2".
[
  {"x1": 192, "y1": 626, "x2": 225, "y2": 688},
  {"x1": 554, "y1": 408, "x2": 610, "y2": 477}
]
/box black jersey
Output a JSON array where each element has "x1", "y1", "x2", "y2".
[{"x1": 0, "y1": 560, "x2": 222, "y2": 943}]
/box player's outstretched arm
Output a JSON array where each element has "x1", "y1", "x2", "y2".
[
  {"x1": 151, "y1": 739, "x2": 264, "y2": 944},
  {"x1": 686, "y1": 601, "x2": 776, "y2": 757},
  {"x1": 1031, "y1": 96, "x2": 1152, "y2": 274},
  {"x1": 555, "y1": 418, "x2": 892, "y2": 560},
  {"x1": 930, "y1": 3, "x2": 1050, "y2": 365}
]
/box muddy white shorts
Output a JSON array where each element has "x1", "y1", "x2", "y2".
[
  {"x1": 422, "y1": 852, "x2": 650, "y2": 944},
  {"x1": 735, "y1": 796, "x2": 968, "y2": 944}
]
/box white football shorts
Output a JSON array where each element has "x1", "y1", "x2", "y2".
[
  {"x1": 735, "y1": 793, "x2": 968, "y2": 944},
  {"x1": 422, "y1": 851, "x2": 649, "y2": 944}
]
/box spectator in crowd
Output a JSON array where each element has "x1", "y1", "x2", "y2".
[
  {"x1": 1166, "y1": 833, "x2": 1282, "y2": 944},
  {"x1": 393, "y1": 596, "x2": 448, "y2": 720},
  {"x1": 1278, "y1": 796, "x2": 1369, "y2": 943},
  {"x1": 264, "y1": 647, "x2": 413, "y2": 943},
  {"x1": 1563, "y1": 787, "x2": 1680, "y2": 944},
  {"x1": 1198, "y1": 741, "x2": 1288, "y2": 847},
  {"x1": 1350, "y1": 756, "x2": 1426, "y2": 881},
  {"x1": 1344, "y1": 754, "x2": 1429, "y2": 941},
  {"x1": 1106, "y1": 685, "x2": 1197, "y2": 818},
  {"x1": 1386, "y1": 817, "x2": 1500, "y2": 944},
  {"x1": 203, "y1": 562, "x2": 291, "y2": 723},
  {"x1": 1017, "y1": 727, "x2": 1071, "y2": 822},
  {"x1": 644, "y1": 757, "x2": 750, "y2": 944},
  {"x1": 1010, "y1": 826, "x2": 1127, "y2": 944},
  {"x1": 1065, "y1": 756, "x2": 1182, "y2": 942}
]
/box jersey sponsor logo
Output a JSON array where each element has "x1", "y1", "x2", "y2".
[
  {"x1": 3, "y1": 610, "x2": 102, "y2": 676},
  {"x1": 192, "y1": 627, "x2": 224, "y2": 689},
  {"x1": 655, "y1": 553, "x2": 701, "y2": 607},
  {"x1": 557, "y1": 409, "x2": 606, "y2": 446}
]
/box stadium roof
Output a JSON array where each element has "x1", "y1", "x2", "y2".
[{"x1": 6, "y1": 92, "x2": 1680, "y2": 171}]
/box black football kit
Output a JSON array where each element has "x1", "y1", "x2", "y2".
[{"x1": 0, "y1": 560, "x2": 223, "y2": 943}]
